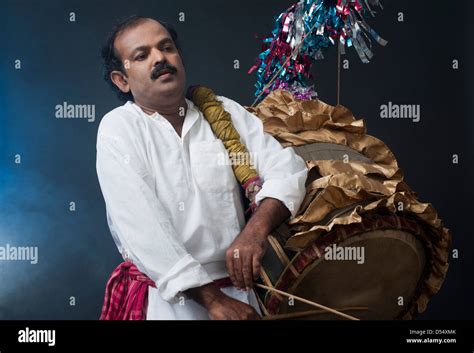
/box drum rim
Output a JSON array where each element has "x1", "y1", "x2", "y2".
[
  {"x1": 264, "y1": 213, "x2": 431, "y2": 318},
  {"x1": 283, "y1": 229, "x2": 426, "y2": 319}
]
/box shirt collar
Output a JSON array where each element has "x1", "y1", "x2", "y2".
[{"x1": 125, "y1": 98, "x2": 201, "y2": 139}]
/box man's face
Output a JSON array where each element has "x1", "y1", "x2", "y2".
[{"x1": 112, "y1": 19, "x2": 186, "y2": 105}]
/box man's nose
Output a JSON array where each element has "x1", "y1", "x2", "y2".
[{"x1": 150, "y1": 47, "x2": 166, "y2": 66}]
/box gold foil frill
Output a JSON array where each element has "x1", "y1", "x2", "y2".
[
  {"x1": 306, "y1": 160, "x2": 403, "y2": 181},
  {"x1": 245, "y1": 90, "x2": 398, "y2": 168},
  {"x1": 293, "y1": 172, "x2": 400, "y2": 226},
  {"x1": 285, "y1": 191, "x2": 450, "y2": 252},
  {"x1": 246, "y1": 89, "x2": 366, "y2": 135}
]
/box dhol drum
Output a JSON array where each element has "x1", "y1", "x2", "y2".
[{"x1": 255, "y1": 142, "x2": 449, "y2": 320}]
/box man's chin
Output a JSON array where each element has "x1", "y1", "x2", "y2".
[{"x1": 150, "y1": 83, "x2": 184, "y2": 99}]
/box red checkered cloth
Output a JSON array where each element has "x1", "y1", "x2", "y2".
[
  {"x1": 100, "y1": 260, "x2": 233, "y2": 320},
  {"x1": 100, "y1": 261, "x2": 156, "y2": 320}
]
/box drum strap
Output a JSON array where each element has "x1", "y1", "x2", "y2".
[{"x1": 186, "y1": 85, "x2": 263, "y2": 213}]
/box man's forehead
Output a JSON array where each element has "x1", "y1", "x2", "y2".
[{"x1": 115, "y1": 19, "x2": 171, "y2": 56}]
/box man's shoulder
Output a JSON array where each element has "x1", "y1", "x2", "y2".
[
  {"x1": 98, "y1": 101, "x2": 140, "y2": 138},
  {"x1": 215, "y1": 95, "x2": 259, "y2": 127},
  {"x1": 216, "y1": 95, "x2": 241, "y2": 110},
  {"x1": 215, "y1": 95, "x2": 251, "y2": 121}
]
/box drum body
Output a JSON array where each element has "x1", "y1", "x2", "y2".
[
  {"x1": 256, "y1": 142, "x2": 442, "y2": 320},
  {"x1": 258, "y1": 213, "x2": 428, "y2": 320}
]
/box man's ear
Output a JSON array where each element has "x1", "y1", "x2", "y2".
[{"x1": 110, "y1": 71, "x2": 130, "y2": 94}]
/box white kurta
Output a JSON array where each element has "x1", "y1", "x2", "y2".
[{"x1": 96, "y1": 95, "x2": 308, "y2": 319}]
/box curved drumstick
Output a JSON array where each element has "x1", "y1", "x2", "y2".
[
  {"x1": 254, "y1": 283, "x2": 360, "y2": 321},
  {"x1": 262, "y1": 306, "x2": 368, "y2": 320}
]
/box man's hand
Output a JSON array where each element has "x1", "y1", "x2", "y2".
[
  {"x1": 207, "y1": 293, "x2": 261, "y2": 320},
  {"x1": 185, "y1": 283, "x2": 260, "y2": 320},
  {"x1": 226, "y1": 230, "x2": 268, "y2": 290},
  {"x1": 226, "y1": 197, "x2": 292, "y2": 290}
]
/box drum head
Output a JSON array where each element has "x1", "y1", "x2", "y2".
[
  {"x1": 279, "y1": 229, "x2": 426, "y2": 320},
  {"x1": 293, "y1": 142, "x2": 374, "y2": 164}
]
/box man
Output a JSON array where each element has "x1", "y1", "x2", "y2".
[{"x1": 97, "y1": 15, "x2": 308, "y2": 320}]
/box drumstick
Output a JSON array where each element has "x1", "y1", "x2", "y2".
[
  {"x1": 254, "y1": 283, "x2": 360, "y2": 321},
  {"x1": 262, "y1": 306, "x2": 368, "y2": 321}
]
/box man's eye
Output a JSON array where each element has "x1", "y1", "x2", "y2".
[
  {"x1": 163, "y1": 46, "x2": 173, "y2": 52},
  {"x1": 135, "y1": 54, "x2": 146, "y2": 61}
]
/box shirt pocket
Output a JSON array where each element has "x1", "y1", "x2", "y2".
[{"x1": 189, "y1": 139, "x2": 237, "y2": 193}]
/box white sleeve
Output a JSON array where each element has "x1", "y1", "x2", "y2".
[
  {"x1": 218, "y1": 96, "x2": 308, "y2": 218},
  {"x1": 96, "y1": 130, "x2": 213, "y2": 302}
]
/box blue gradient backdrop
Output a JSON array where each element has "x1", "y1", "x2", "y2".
[{"x1": 0, "y1": 0, "x2": 472, "y2": 319}]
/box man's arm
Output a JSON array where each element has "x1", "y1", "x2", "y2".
[
  {"x1": 184, "y1": 198, "x2": 288, "y2": 318},
  {"x1": 244, "y1": 197, "x2": 291, "y2": 237},
  {"x1": 226, "y1": 197, "x2": 290, "y2": 290},
  {"x1": 218, "y1": 96, "x2": 308, "y2": 290}
]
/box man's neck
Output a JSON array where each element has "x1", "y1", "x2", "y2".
[
  {"x1": 134, "y1": 96, "x2": 188, "y2": 137},
  {"x1": 135, "y1": 96, "x2": 188, "y2": 121}
]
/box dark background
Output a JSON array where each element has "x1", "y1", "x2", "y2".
[{"x1": 0, "y1": 0, "x2": 472, "y2": 319}]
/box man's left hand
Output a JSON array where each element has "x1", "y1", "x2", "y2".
[
  {"x1": 225, "y1": 197, "x2": 291, "y2": 290},
  {"x1": 226, "y1": 229, "x2": 268, "y2": 290}
]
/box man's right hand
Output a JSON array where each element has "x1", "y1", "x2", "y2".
[
  {"x1": 207, "y1": 293, "x2": 261, "y2": 320},
  {"x1": 185, "y1": 283, "x2": 261, "y2": 320}
]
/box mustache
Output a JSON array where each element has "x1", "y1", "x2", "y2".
[{"x1": 151, "y1": 63, "x2": 177, "y2": 80}]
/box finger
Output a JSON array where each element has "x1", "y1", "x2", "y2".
[
  {"x1": 233, "y1": 249, "x2": 245, "y2": 289},
  {"x1": 252, "y1": 254, "x2": 262, "y2": 281},
  {"x1": 242, "y1": 254, "x2": 253, "y2": 290},
  {"x1": 252, "y1": 309, "x2": 262, "y2": 320},
  {"x1": 246, "y1": 308, "x2": 261, "y2": 320},
  {"x1": 231, "y1": 309, "x2": 242, "y2": 321},
  {"x1": 226, "y1": 249, "x2": 237, "y2": 286}
]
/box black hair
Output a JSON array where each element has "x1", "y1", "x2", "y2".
[{"x1": 101, "y1": 15, "x2": 182, "y2": 102}]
